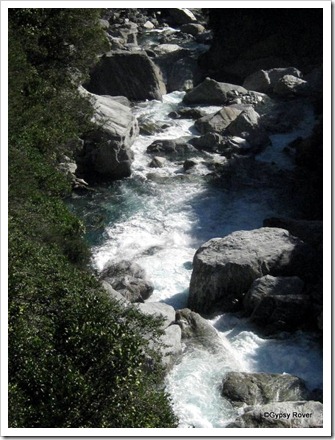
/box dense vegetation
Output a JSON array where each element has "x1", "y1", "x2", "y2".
[{"x1": 8, "y1": 8, "x2": 177, "y2": 428}]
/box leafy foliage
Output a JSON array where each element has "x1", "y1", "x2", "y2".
[{"x1": 8, "y1": 8, "x2": 177, "y2": 428}]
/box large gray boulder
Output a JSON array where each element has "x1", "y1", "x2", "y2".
[
  {"x1": 227, "y1": 401, "x2": 323, "y2": 428},
  {"x1": 99, "y1": 260, "x2": 154, "y2": 303},
  {"x1": 188, "y1": 228, "x2": 309, "y2": 315},
  {"x1": 86, "y1": 51, "x2": 166, "y2": 100},
  {"x1": 183, "y1": 78, "x2": 248, "y2": 106},
  {"x1": 222, "y1": 372, "x2": 311, "y2": 407},
  {"x1": 77, "y1": 90, "x2": 138, "y2": 180}
]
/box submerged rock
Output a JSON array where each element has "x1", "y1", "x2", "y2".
[
  {"x1": 99, "y1": 260, "x2": 154, "y2": 303},
  {"x1": 188, "y1": 227, "x2": 310, "y2": 315},
  {"x1": 221, "y1": 372, "x2": 311, "y2": 407}
]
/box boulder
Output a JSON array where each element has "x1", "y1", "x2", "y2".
[
  {"x1": 175, "y1": 308, "x2": 221, "y2": 348},
  {"x1": 172, "y1": 107, "x2": 207, "y2": 120},
  {"x1": 227, "y1": 107, "x2": 261, "y2": 138},
  {"x1": 221, "y1": 372, "x2": 311, "y2": 407},
  {"x1": 143, "y1": 20, "x2": 155, "y2": 30},
  {"x1": 183, "y1": 78, "x2": 248, "y2": 106},
  {"x1": 147, "y1": 139, "x2": 197, "y2": 159},
  {"x1": 273, "y1": 74, "x2": 308, "y2": 96},
  {"x1": 168, "y1": 8, "x2": 197, "y2": 25},
  {"x1": 227, "y1": 401, "x2": 323, "y2": 428},
  {"x1": 85, "y1": 51, "x2": 166, "y2": 100},
  {"x1": 243, "y1": 67, "x2": 302, "y2": 93},
  {"x1": 108, "y1": 22, "x2": 138, "y2": 43},
  {"x1": 188, "y1": 227, "x2": 310, "y2": 315},
  {"x1": 136, "y1": 302, "x2": 176, "y2": 329},
  {"x1": 149, "y1": 156, "x2": 167, "y2": 168},
  {"x1": 243, "y1": 70, "x2": 271, "y2": 93},
  {"x1": 180, "y1": 23, "x2": 205, "y2": 36},
  {"x1": 190, "y1": 133, "x2": 252, "y2": 157},
  {"x1": 77, "y1": 91, "x2": 138, "y2": 181},
  {"x1": 244, "y1": 275, "x2": 304, "y2": 314},
  {"x1": 194, "y1": 106, "x2": 243, "y2": 135},
  {"x1": 99, "y1": 260, "x2": 154, "y2": 303}
]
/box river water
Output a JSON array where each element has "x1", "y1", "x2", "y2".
[{"x1": 70, "y1": 90, "x2": 322, "y2": 428}]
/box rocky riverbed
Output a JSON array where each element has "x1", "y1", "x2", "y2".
[{"x1": 65, "y1": 8, "x2": 323, "y2": 428}]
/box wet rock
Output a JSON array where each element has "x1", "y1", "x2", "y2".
[
  {"x1": 273, "y1": 74, "x2": 308, "y2": 96},
  {"x1": 147, "y1": 139, "x2": 197, "y2": 159},
  {"x1": 183, "y1": 158, "x2": 198, "y2": 171},
  {"x1": 221, "y1": 372, "x2": 311, "y2": 407},
  {"x1": 195, "y1": 106, "x2": 243, "y2": 135},
  {"x1": 180, "y1": 23, "x2": 205, "y2": 36},
  {"x1": 188, "y1": 227, "x2": 310, "y2": 315},
  {"x1": 190, "y1": 133, "x2": 252, "y2": 157},
  {"x1": 171, "y1": 107, "x2": 207, "y2": 120},
  {"x1": 99, "y1": 260, "x2": 154, "y2": 303},
  {"x1": 227, "y1": 401, "x2": 323, "y2": 428},
  {"x1": 175, "y1": 308, "x2": 221, "y2": 348},
  {"x1": 183, "y1": 78, "x2": 248, "y2": 106},
  {"x1": 149, "y1": 156, "x2": 167, "y2": 168},
  {"x1": 85, "y1": 51, "x2": 166, "y2": 100}
]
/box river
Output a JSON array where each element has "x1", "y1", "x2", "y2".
[{"x1": 70, "y1": 89, "x2": 322, "y2": 428}]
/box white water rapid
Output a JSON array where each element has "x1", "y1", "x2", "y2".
[{"x1": 78, "y1": 91, "x2": 322, "y2": 428}]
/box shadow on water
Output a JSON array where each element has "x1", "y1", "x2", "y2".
[{"x1": 159, "y1": 289, "x2": 189, "y2": 310}]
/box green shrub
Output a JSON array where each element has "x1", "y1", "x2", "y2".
[{"x1": 8, "y1": 8, "x2": 178, "y2": 428}]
